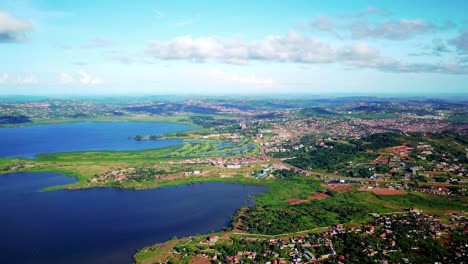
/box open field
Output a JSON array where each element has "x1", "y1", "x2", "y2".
[
  {"x1": 361, "y1": 188, "x2": 407, "y2": 195},
  {"x1": 308, "y1": 192, "x2": 330, "y2": 199},
  {"x1": 327, "y1": 184, "x2": 354, "y2": 192},
  {"x1": 168, "y1": 138, "x2": 259, "y2": 158}
]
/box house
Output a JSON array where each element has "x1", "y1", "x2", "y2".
[
  {"x1": 208, "y1": 235, "x2": 219, "y2": 244},
  {"x1": 409, "y1": 207, "x2": 422, "y2": 214},
  {"x1": 304, "y1": 250, "x2": 315, "y2": 260},
  {"x1": 224, "y1": 256, "x2": 239, "y2": 263}
]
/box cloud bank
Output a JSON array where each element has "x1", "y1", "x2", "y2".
[
  {"x1": 145, "y1": 32, "x2": 467, "y2": 74},
  {"x1": 0, "y1": 11, "x2": 32, "y2": 42},
  {"x1": 58, "y1": 70, "x2": 103, "y2": 85}
]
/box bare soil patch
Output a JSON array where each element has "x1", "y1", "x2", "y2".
[
  {"x1": 287, "y1": 199, "x2": 308, "y2": 205},
  {"x1": 308, "y1": 193, "x2": 330, "y2": 200},
  {"x1": 360, "y1": 187, "x2": 406, "y2": 195},
  {"x1": 190, "y1": 256, "x2": 211, "y2": 264},
  {"x1": 328, "y1": 184, "x2": 353, "y2": 192}
]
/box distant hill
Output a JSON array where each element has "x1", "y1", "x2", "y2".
[
  {"x1": 299, "y1": 107, "x2": 337, "y2": 117},
  {"x1": 123, "y1": 103, "x2": 219, "y2": 115},
  {"x1": 350, "y1": 105, "x2": 382, "y2": 112}
]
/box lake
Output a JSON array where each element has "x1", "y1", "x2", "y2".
[
  {"x1": 0, "y1": 121, "x2": 195, "y2": 158},
  {"x1": 1, "y1": 172, "x2": 267, "y2": 264}
]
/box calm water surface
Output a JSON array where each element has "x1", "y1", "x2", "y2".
[
  {"x1": 1, "y1": 172, "x2": 267, "y2": 264},
  {"x1": 0, "y1": 121, "x2": 195, "y2": 157}
]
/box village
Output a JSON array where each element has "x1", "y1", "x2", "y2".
[{"x1": 148, "y1": 210, "x2": 467, "y2": 264}]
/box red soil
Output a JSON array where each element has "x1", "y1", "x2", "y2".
[
  {"x1": 328, "y1": 184, "x2": 353, "y2": 192},
  {"x1": 308, "y1": 193, "x2": 330, "y2": 200},
  {"x1": 287, "y1": 192, "x2": 330, "y2": 205},
  {"x1": 287, "y1": 199, "x2": 308, "y2": 205},
  {"x1": 190, "y1": 256, "x2": 211, "y2": 264},
  {"x1": 368, "y1": 188, "x2": 406, "y2": 195}
]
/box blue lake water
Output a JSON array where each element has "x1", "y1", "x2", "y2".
[
  {"x1": 0, "y1": 172, "x2": 267, "y2": 264},
  {"x1": 0, "y1": 121, "x2": 195, "y2": 158}
]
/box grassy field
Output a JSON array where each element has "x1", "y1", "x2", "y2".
[{"x1": 169, "y1": 138, "x2": 259, "y2": 158}]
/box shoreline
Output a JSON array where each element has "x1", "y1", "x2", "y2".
[{"x1": 0, "y1": 115, "x2": 202, "y2": 129}]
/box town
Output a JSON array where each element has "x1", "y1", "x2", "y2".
[
  {"x1": 1, "y1": 96, "x2": 466, "y2": 264},
  {"x1": 137, "y1": 210, "x2": 467, "y2": 264}
]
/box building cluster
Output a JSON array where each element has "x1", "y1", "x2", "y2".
[
  {"x1": 167, "y1": 156, "x2": 269, "y2": 167},
  {"x1": 0, "y1": 100, "x2": 117, "y2": 120},
  {"x1": 191, "y1": 212, "x2": 466, "y2": 264},
  {"x1": 257, "y1": 114, "x2": 467, "y2": 151}
]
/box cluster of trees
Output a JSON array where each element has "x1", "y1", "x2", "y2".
[
  {"x1": 0, "y1": 115, "x2": 31, "y2": 124},
  {"x1": 272, "y1": 169, "x2": 300, "y2": 180},
  {"x1": 241, "y1": 200, "x2": 367, "y2": 235},
  {"x1": 347, "y1": 166, "x2": 374, "y2": 178},
  {"x1": 324, "y1": 218, "x2": 463, "y2": 263},
  {"x1": 133, "y1": 167, "x2": 168, "y2": 182},
  {"x1": 353, "y1": 132, "x2": 402, "y2": 151},
  {"x1": 213, "y1": 238, "x2": 288, "y2": 262},
  {"x1": 272, "y1": 133, "x2": 407, "y2": 173},
  {"x1": 279, "y1": 141, "x2": 370, "y2": 172},
  {"x1": 189, "y1": 116, "x2": 238, "y2": 130},
  {"x1": 299, "y1": 107, "x2": 336, "y2": 117},
  {"x1": 253, "y1": 112, "x2": 284, "y2": 119}
]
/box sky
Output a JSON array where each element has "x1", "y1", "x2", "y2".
[{"x1": 0, "y1": 0, "x2": 467, "y2": 95}]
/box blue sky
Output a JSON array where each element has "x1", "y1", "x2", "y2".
[{"x1": 0, "y1": 0, "x2": 467, "y2": 95}]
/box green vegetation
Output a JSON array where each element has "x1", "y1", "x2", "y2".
[
  {"x1": 354, "y1": 132, "x2": 403, "y2": 150},
  {"x1": 1, "y1": 97, "x2": 467, "y2": 264},
  {"x1": 239, "y1": 169, "x2": 467, "y2": 235},
  {"x1": 447, "y1": 113, "x2": 468, "y2": 123},
  {"x1": 272, "y1": 134, "x2": 381, "y2": 172},
  {"x1": 169, "y1": 139, "x2": 258, "y2": 158},
  {"x1": 299, "y1": 107, "x2": 337, "y2": 117},
  {"x1": 346, "y1": 112, "x2": 399, "y2": 119},
  {"x1": 0, "y1": 115, "x2": 31, "y2": 124}
]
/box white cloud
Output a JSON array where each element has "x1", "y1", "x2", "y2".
[
  {"x1": 0, "y1": 73, "x2": 39, "y2": 85},
  {"x1": 339, "y1": 42, "x2": 380, "y2": 65},
  {"x1": 341, "y1": 6, "x2": 392, "y2": 18},
  {"x1": 306, "y1": 6, "x2": 452, "y2": 41},
  {"x1": 146, "y1": 31, "x2": 336, "y2": 64},
  {"x1": 58, "y1": 72, "x2": 75, "y2": 84},
  {"x1": 351, "y1": 19, "x2": 434, "y2": 40},
  {"x1": 0, "y1": 10, "x2": 32, "y2": 42},
  {"x1": 145, "y1": 31, "x2": 467, "y2": 74},
  {"x1": 56, "y1": 70, "x2": 103, "y2": 85},
  {"x1": 250, "y1": 32, "x2": 337, "y2": 63},
  {"x1": 310, "y1": 16, "x2": 336, "y2": 32},
  {"x1": 77, "y1": 70, "x2": 103, "y2": 85},
  {"x1": 15, "y1": 75, "x2": 39, "y2": 85},
  {"x1": 0, "y1": 73, "x2": 10, "y2": 84},
  {"x1": 450, "y1": 30, "x2": 468, "y2": 53}
]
